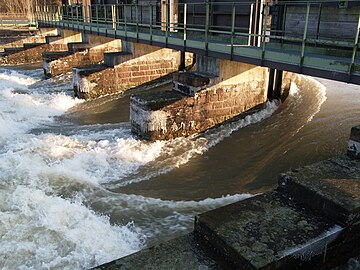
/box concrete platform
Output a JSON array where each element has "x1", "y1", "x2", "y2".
[
  {"x1": 104, "y1": 52, "x2": 133, "y2": 67},
  {"x1": 173, "y1": 71, "x2": 219, "y2": 96},
  {"x1": 23, "y1": 43, "x2": 46, "y2": 49},
  {"x1": 67, "y1": 42, "x2": 91, "y2": 53},
  {"x1": 93, "y1": 233, "x2": 220, "y2": 270},
  {"x1": 3, "y1": 47, "x2": 24, "y2": 54},
  {"x1": 195, "y1": 191, "x2": 341, "y2": 269},
  {"x1": 278, "y1": 156, "x2": 360, "y2": 226},
  {"x1": 348, "y1": 126, "x2": 360, "y2": 159}
]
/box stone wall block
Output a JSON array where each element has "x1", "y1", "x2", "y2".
[{"x1": 348, "y1": 125, "x2": 360, "y2": 159}]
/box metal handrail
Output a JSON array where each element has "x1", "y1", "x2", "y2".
[{"x1": 33, "y1": 1, "x2": 360, "y2": 79}]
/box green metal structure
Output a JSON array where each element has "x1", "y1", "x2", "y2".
[{"x1": 34, "y1": 0, "x2": 360, "y2": 84}]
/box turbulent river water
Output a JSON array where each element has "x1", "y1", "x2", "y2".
[{"x1": 0, "y1": 65, "x2": 359, "y2": 269}]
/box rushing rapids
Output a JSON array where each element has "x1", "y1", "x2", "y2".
[{"x1": 0, "y1": 66, "x2": 359, "y2": 269}]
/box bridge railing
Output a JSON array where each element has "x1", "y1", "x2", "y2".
[{"x1": 34, "y1": 0, "x2": 360, "y2": 82}]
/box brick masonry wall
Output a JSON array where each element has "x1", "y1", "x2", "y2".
[
  {"x1": 131, "y1": 62, "x2": 268, "y2": 140},
  {"x1": 45, "y1": 39, "x2": 122, "y2": 77},
  {"x1": 76, "y1": 58, "x2": 178, "y2": 99},
  {"x1": 75, "y1": 44, "x2": 180, "y2": 99},
  {"x1": 0, "y1": 43, "x2": 69, "y2": 65}
]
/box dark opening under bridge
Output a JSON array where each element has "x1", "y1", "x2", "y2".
[{"x1": 35, "y1": 0, "x2": 360, "y2": 85}]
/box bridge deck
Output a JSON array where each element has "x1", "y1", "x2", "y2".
[{"x1": 36, "y1": 1, "x2": 360, "y2": 85}]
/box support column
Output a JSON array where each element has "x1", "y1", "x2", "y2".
[
  {"x1": 82, "y1": 0, "x2": 91, "y2": 23},
  {"x1": 73, "y1": 42, "x2": 185, "y2": 99},
  {"x1": 267, "y1": 68, "x2": 275, "y2": 100},
  {"x1": 130, "y1": 56, "x2": 270, "y2": 140},
  {"x1": 274, "y1": 69, "x2": 283, "y2": 99}
]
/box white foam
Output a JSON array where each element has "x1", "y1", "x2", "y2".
[
  {"x1": 0, "y1": 69, "x2": 82, "y2": 140},
  {"x1": 288, "y1": 75, "x2": 327, "y2": 135},
  {"x1": 0, "y1": 186, "x2": 144, "y2": 269},
  {"x1": 92, "y1": 192, "x2": 254, "y2": 241}
]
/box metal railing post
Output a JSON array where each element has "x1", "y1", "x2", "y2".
[
  {"x1": 165, "y1": 1, "x2": 169, "y2": 47},
  {"x1": 136, "y1": 3, "x2": 139, "y2": 41},
  {"x1": 230, "y1": 2, "x2": 236, "y2": 60},
  {"x1": 300, "y1": 3, "x2": 311, "y2": 69},
  {"x1": 183, "y1": 3, "x2": 187, "y2": 50},
  {"x1": 96, "y1": 5, "x2": 99, "y2": 32},
  {"x1": 205, "y1": 0, "x2": 210, "y2": 54},
  {"x1": 112, "y1": 4, "x2": 116, "y2": 29},
  {"x1": 261, "y1": 3, "x2": 268, "y2": 64},
  {"x1": 124, "y1": 4, "x2": 127, "y2": 40},
  {"x1": 315, "y1": 3, "x2": 322, "y2": 44},
  {"x1": 150, "y1": 4, "x2": 153, "y2": 44},
  {"x1": 348, "y1": 13, "x2": 360, "y2": 78}
]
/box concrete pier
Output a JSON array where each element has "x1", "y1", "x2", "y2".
[
  {"x1": 94, "y1": 126, "x2": 360, "y2": 270},
  {"x1": 73, "y1": 42, "x2": 182, "y2": 99},
  {"x1": 131, "y1": 56, "x2": 270, "y2": 140},
  {"x1": 0, "y1": 29, "x2": 83, "y2": 66},
  {"x1": 348, "y1": 126, "x2": 360, "y2": 159},
  {"x1": 42, "y1": 34, "x2": 122, "y2": 77}
]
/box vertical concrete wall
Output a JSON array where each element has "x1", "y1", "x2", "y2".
[
  {"x1": 73, "y1": 42, "x2": 181, "y2": 99},
  {"x1": 131, "y1": 58, "x2": 270, "y2": 140}
]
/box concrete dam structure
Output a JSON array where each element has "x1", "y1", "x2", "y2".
[{"x1": 0, "y1": 0, "x2": 359, "y2": 269}]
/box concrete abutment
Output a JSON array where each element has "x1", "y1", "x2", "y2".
[
  {"x1": 72, "y1": 42, "x2": 184, "y2": 99},
  {"x1": 131, "y1": 55, "x2": 273, "y2": 140}
]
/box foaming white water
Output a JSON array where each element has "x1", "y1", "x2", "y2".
[
  {"x1": 0, "y1": 69, "x2": 82, "y2": 140},
  {"x1": 287, "y1": 75, "x2": 327, "y2": 135},
  {"x1": 0, "y1": 66, "x2": 330, "y2": 269},
  {"x1": 112, "y1": 100, "x2": 280, "y2": 187},
  {"x1": 0, "y1": 187, "x2": 143, "y2": 270},
  {"x1": 91, "y1": 192, "x2": 253, "y2": 242},
  {"x1": 0, "y1": 69, "x2": 145, "y2": 269}
]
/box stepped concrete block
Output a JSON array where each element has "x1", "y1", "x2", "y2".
[
  {"x1": 23, "y1": 43, "x2": 46, "y2": 49},
  {"x1": 45, "y1": 35, "x2": 62, "y2": 44},
  {"x1": 4, "y1": 47, "x2": 24, "y2": 54},
  {"x1": 73, "y1": 64, "x2": 109, "y2": 98},
  {"x1": 93, "y1": 233, "x2": 220, "y2": 270},
  {"x1": 173, "y1": 71, "x2": 219, "y2": 96},
  {"x1": 195, "y1": 191, "x2": 346, "y2": 269},
  {"x1": 104, "y1": 52, "x2": 133, "y2": 67},
  {"x1": 348, "y1": 125, "x2": 360, "y2": 159},
  {"x1": 278, "y1": 156, "x2": 360, "y2": 226},
  {"x1": 43, "y1": 51, "x2": 72, "y2": 77},
  {"x1": 67, "y1": 42, "x2": 91, "y2": 53},
  {"x1": 43, "y1": 51, "x2": 71, "y2": 62}
]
